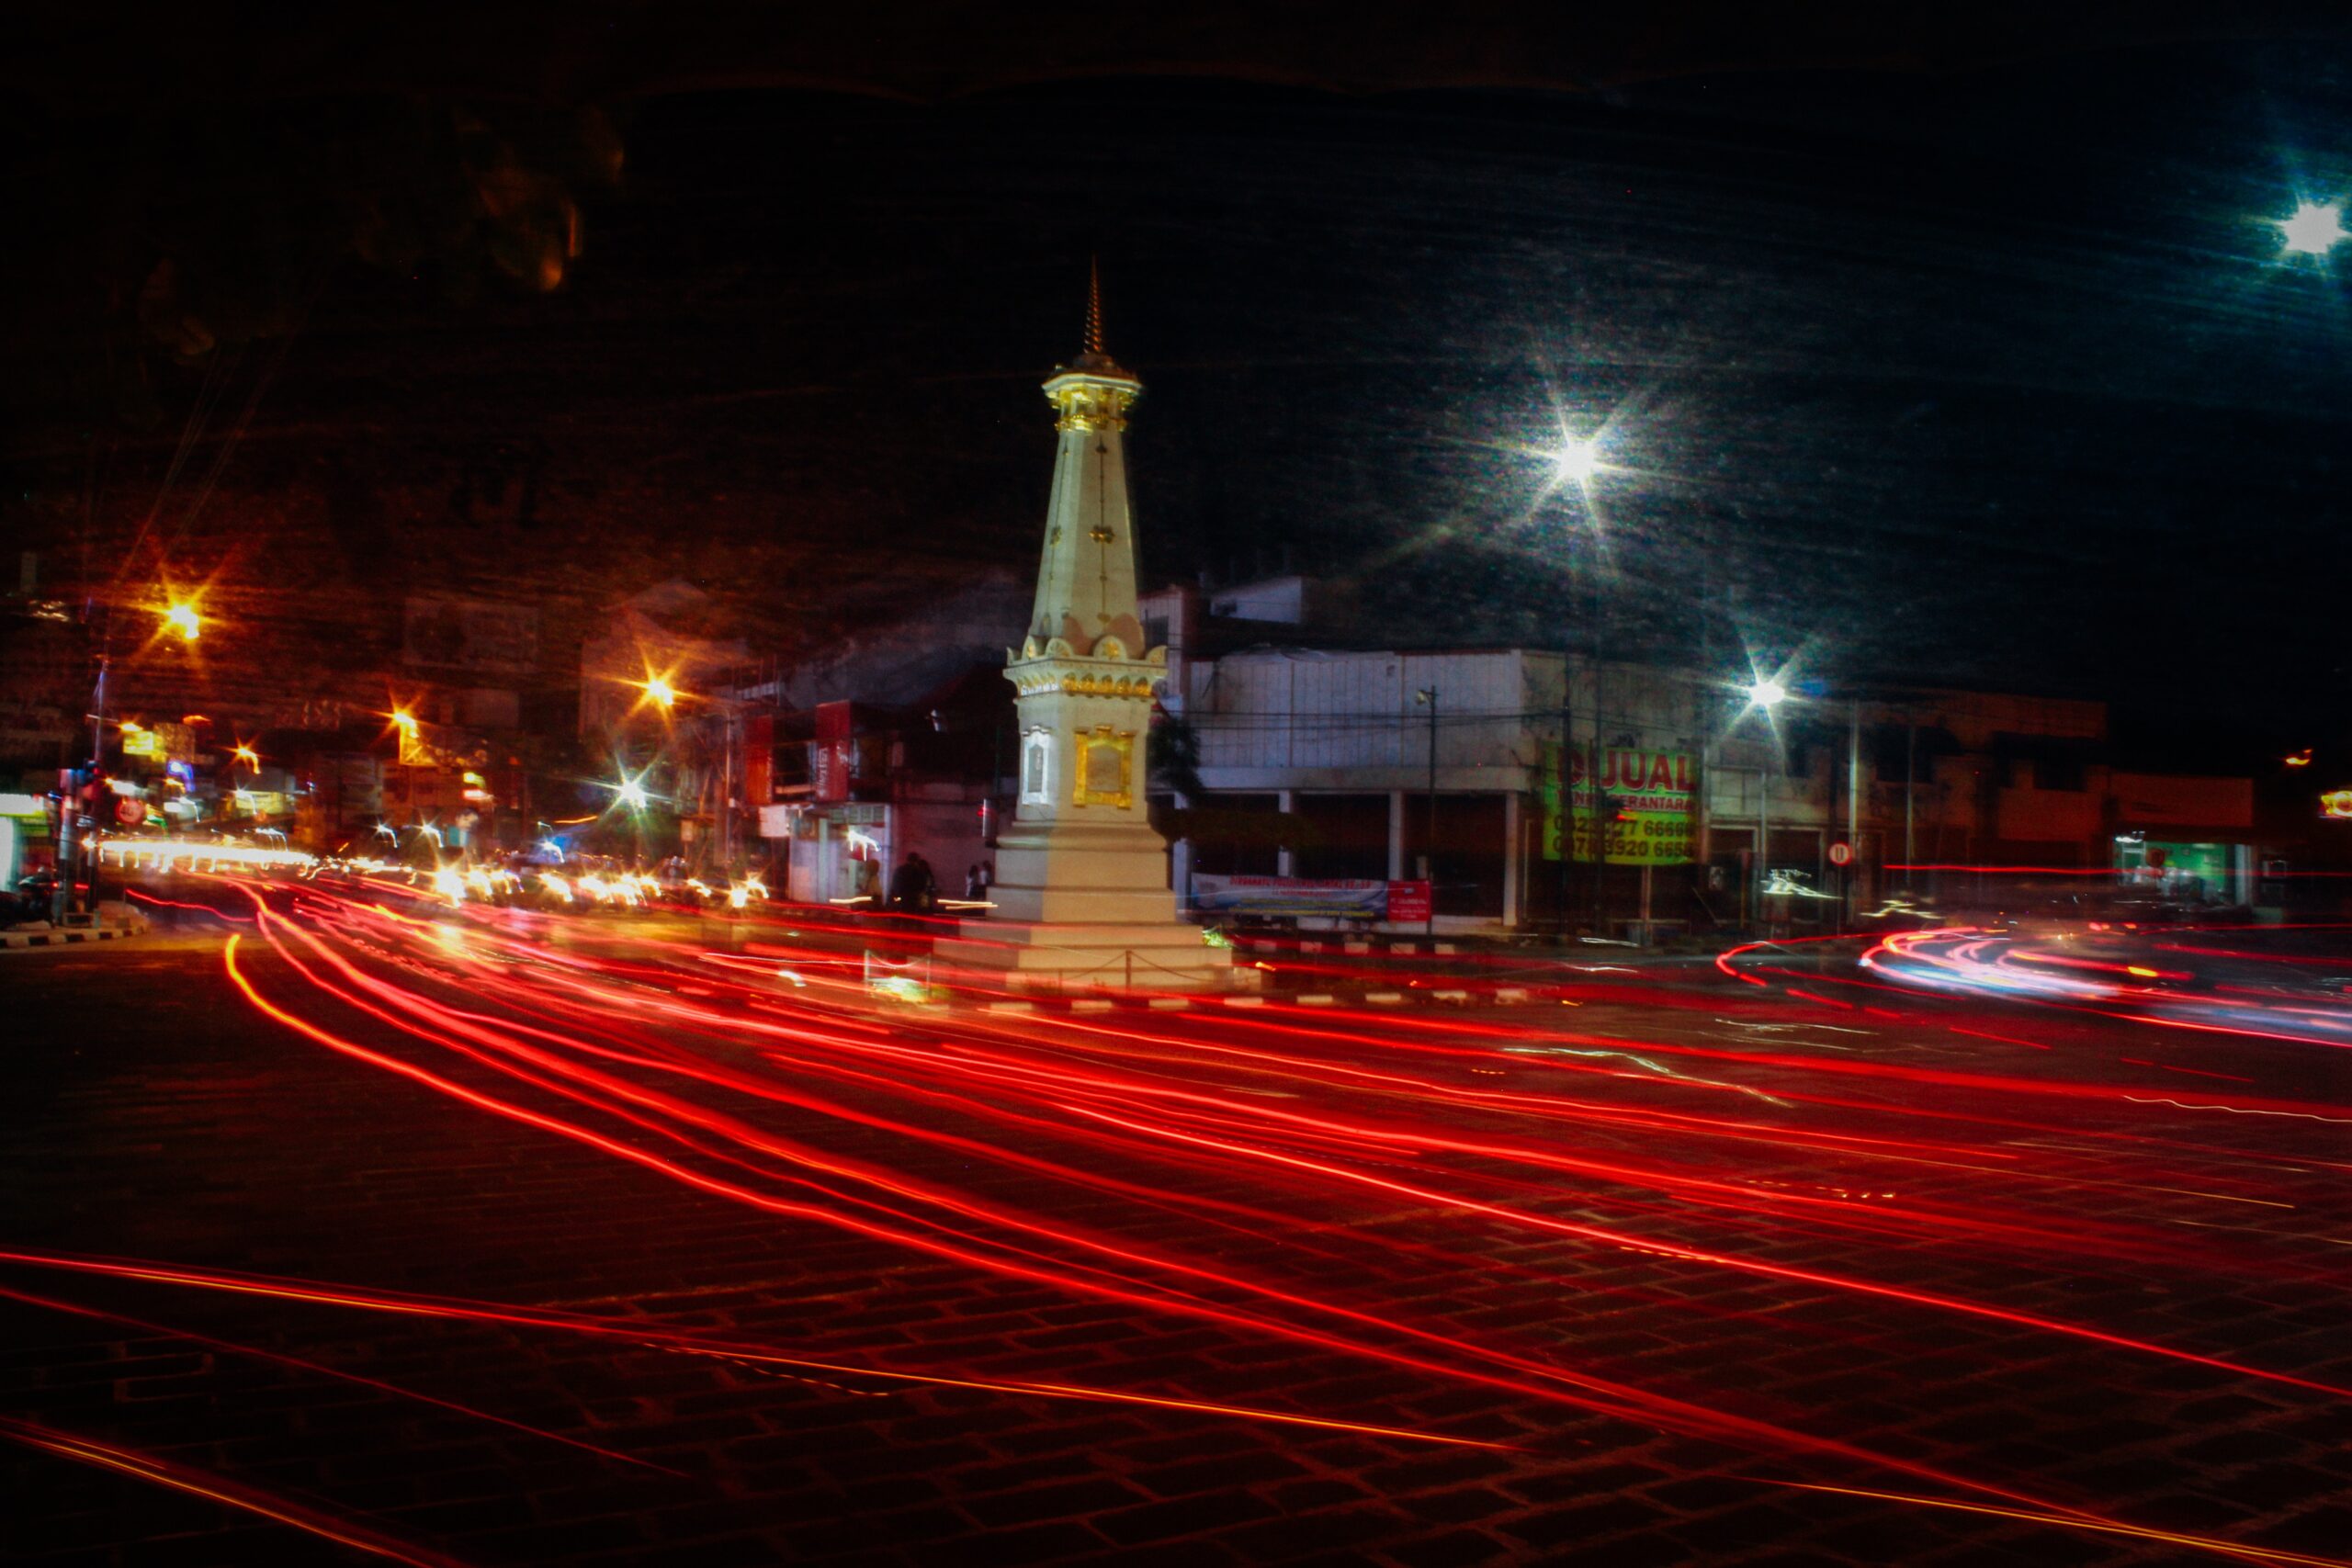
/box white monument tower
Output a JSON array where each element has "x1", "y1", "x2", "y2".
[{"x1": 935, "y1": 270, "x2": 1235, "y2": 991}]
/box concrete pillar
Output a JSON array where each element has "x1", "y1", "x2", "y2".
[
  {"x1": 1387, "y1": 790, "x2": 1407, "y2": 881},
  {"x1": 1502, "y1": 791, "x2": 1521, "y2": 928},
  {"x1": 1276, "y1": 789, "x2": 1296, "y2": 877}
]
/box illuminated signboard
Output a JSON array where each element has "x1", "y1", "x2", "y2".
[{"x1": 1541, "y1": 743, "x2": 1699, "y2": 865}]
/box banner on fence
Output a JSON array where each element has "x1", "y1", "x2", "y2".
[{"x1": 1191, "y1": 874, "x2": 1389, "y2": 919}]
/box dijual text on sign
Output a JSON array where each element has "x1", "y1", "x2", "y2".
[{"x1": 1541, "y1": 743, "x2": 1698, "y2": 865}]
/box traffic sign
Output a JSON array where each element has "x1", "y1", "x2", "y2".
[{"x1": 1827, "y1": 841, "x2": 1853, "y2": 866}]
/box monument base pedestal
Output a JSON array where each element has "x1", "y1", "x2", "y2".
[{"x1": 935, "y1": 917, "x2": 1241, "y2": 994}]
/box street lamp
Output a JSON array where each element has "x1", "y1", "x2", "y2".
[
  {"x1": 2278, "y1": 198, "x2": 2347, "y2": 257},
  {"x1": 1415, "y1": 687, "x2": 1439, "y2": 937},
  {"x1": 1745, "y1": 679, "x2": 1788, "y2": 934},
  {"x1": 1739, "y1": 676, "x2": 1872, "y2": 930},
  {"x1": 1530, "y1": 427, "x2": 1612, "y2": 938},
  {"x1": 1549, "y1": 435, "x2": 1601, "y2": 486},
  {"x1": 643, "y1": 674, "x2": 678, "y2": 711},
  {"x1": 163, "y1": 602, "x2": 201, "y2": 641}
]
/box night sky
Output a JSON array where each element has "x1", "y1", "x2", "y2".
[{"x1": 6, "y1": 13, "x2": 2350, "y2": 756}]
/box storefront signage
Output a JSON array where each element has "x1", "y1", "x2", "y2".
[
  {"x1": 117, "y1": 722, "x2": 193, "y2": 761},
  {"x1": 1541, "y1": 744, "x2": 1697, "y2": 865},
  {"x1": 744, "y1": 714, "x2": 775, "y2": 805},
  {"x1": 1385, "y1": 879, "x2": 1431, "y2": 923},
  {"x1": 812, "y1": 702, "x2": 854, "y2": 803}
]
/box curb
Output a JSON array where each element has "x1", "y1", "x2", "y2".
[
  {"x1": 1, "y1": 926, "x2": 141, "y2": 951},
  {"x1": 962, "y1": 983, "x2": 1562, "y2": 1015}
]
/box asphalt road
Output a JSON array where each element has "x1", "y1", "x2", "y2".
[{"x1": 4, "y1": 888, "x2": 2348, "y2": 1567}]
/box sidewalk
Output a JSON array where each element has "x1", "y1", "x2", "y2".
[{"x1": 0, "y1": 901, "x2": 150, "y2": 951}]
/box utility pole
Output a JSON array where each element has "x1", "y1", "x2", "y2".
[
  {"x1": 1904, "y1": 711, "x2": 1918, "y2": 893},
  {"x1": 1556, "y1": 661, "x2": 1572, "y2": 934},
  {"x1": 1418, "y1": 686, "x2": 1438, "y2": 938},
  {"x1": 63, "y1": 646, "x2": 112, "y2": 922},
  {"x1": 87, "y1": 651, "x2": 107, "y2": 916},
  {"x1": 1847, "y1": 697, "x2": 1861, "y2": 929},
  {"x1": 1756, "y1": 728, "x2": 1773, "y2": 937},
  {"x1": 1589, "y1": 567, "x2": 1607, "y2": 939},
  {"x1": 718, "y1": 704, "x2": 737, "y2": 875}
]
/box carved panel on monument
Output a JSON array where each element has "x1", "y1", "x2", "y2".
[
  {"x1": 1071, "y1": 725, "x2": 1135, "y2": 810},
  {"x1": 1020, "y1": 730, "x2": 1053, "y2": 805}
]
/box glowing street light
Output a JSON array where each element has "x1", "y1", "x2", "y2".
[
  {"x1": 1548, "y1": 435, "x2": 1601, "y2": 485},
  {"x1": 163, "y1": 602, "x2": 201, "y2": 641},
  {"x1": 2278, "y1": 199, "x2": 2347, "y2": 256},
  {"x1": 232, "y1": 743, "x2": 260, "y2": 772},
  {"x1": 1742, "y1": 675, "x2": 1792, "y2": 933},
  {"x1": 389, "y1": 707, "x2": 427, "y2": 765},
  {"x1": 643, "y1": 674, "x2": 678, "y2": 710},
  {"x1": 612, "y1": 775, "x2": 650, "y2": 810}
]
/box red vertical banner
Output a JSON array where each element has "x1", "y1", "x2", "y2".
[
  {"x1": 743, "y1": 714, "x2": 774, "y2": 806},
  {"x1": 814, "y1": 702, "x2": 853, "y2": 803}
]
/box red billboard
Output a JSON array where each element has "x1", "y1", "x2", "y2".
[
  {"x1": 743, "y1": 713, "x2": 775, "y2": 806},
  {"x1": 813, "y1": 702, "x2": 854, "y2": 803}
]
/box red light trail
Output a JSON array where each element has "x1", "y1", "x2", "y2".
[
  {"x1": 0, "y1": 1247, "x2": 1503, "y2": 1453},
  {"x1": 47, "y1": 869, "x2": 2345, "y2": 1564},
  {"x1": 0, "y1": 1416, "x2": 468, "y2": 1568}
]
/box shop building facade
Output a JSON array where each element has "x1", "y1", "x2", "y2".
[{"x1": 1144, "y1": 578, "x2": 2263, "y2": 935}]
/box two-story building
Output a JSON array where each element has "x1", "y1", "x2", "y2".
[{"x1": 1145, "y1": 577, "x2": 2264, "y2": 936}]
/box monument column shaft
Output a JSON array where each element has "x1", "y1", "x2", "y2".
[
  {"x1": 937, "y1": 289, "x2": 1234, "y2": 987},
  {"x1": 1028, "y1": 423, "x2": 1141, "y2": 656}
]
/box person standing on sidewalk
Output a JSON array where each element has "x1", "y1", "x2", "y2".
[{"x1": 888, "y1": 852, "x2": 936, "y2": 914}]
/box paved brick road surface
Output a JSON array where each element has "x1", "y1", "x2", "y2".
[{"x1": 5, "y1": 914, "x2": 2348, "y2": 1567}]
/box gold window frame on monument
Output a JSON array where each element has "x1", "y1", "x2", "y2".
[{"x1": 1069, "y1": 725, "x2": 1135, "y2": 810}]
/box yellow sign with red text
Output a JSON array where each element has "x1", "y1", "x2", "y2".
[{"x1": 1541, "y1": 743, "x2": 1697, "y2": 865}]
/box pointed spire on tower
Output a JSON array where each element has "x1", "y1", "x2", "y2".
[
  {"x1": 1084, "y1": 256, "x2": 1105, "y2": 358},
  {"x1": 1047, "y1": 262, "x2": 1137, "y2": 427}
]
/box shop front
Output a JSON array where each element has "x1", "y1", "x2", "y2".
[
  {"x1": 0, "y1": 792, "x2": 52, "y2": 886},
  {"x1": 2113, "y1": 834, "x2": 2250, "y2": 905},
  {"x1": 773, "y1": 801, "x2": 891, "y2": 906}
]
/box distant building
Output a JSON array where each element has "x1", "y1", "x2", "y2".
[
  {"x1": 1143, "y1": 576, "x2": 2263, "y2": 935},
  {"x1": 715, "y1": 573, "x2": 1026, "y2": 901}
]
